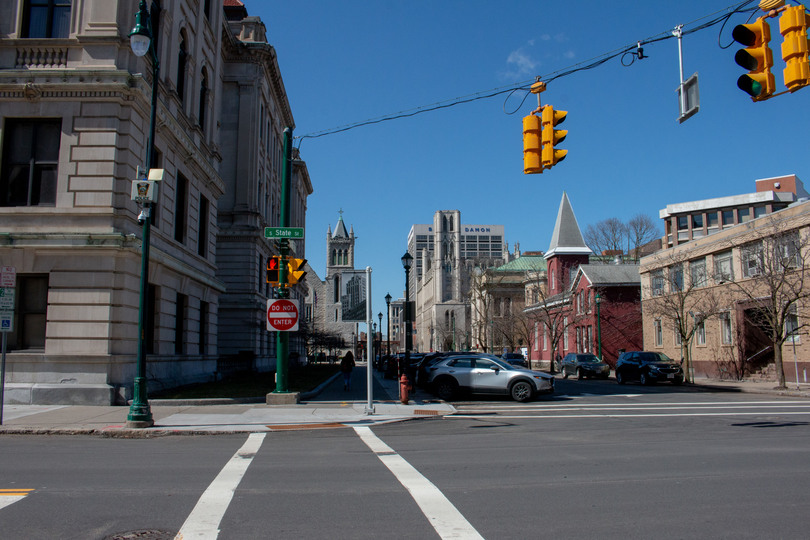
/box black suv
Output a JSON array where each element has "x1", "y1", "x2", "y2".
[{"x1": 615, "y1": 351, "x2": 684, "y2": 385}]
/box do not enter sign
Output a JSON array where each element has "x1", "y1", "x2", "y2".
[{"x1": 267, "y1": 298, "x2": 299, "y2": 331}]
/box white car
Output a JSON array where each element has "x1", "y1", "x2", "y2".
[{"x1": 427, "y1": 355, "x2": 554, "y2": 402}]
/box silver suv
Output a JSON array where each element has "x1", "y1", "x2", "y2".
[{"x1": 427, "y1": 355, "x2": 554, "y2": 402}]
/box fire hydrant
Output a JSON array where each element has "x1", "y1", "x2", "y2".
[{"x1": 399, "y1": 374, "x2": 409, "y2": 404}]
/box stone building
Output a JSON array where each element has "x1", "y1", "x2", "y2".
[{"x1": 0, "y1": 0, "x2": 310, "y2": 404}]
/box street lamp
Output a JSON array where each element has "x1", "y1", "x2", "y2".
[
  {"x1": 401, "y1": 252, "x2": 413, "y2": 390},
  {"x1": 372, "y1": 323, "x2": 377, "y2": 363},
  {"x1": 127, "y1": 0, "x2": 160, "y2": 428},
  {"x1": 385, "y1": 293, "x2": 392, "y2": 357},
  {"x1": 595, "y1": 291, "x2": 602, "y2": 361}
]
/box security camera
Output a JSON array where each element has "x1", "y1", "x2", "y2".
[{"x1": 137, "y1": 209, "x2": 149, "y2": 225}]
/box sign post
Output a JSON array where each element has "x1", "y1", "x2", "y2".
[{"x1": 0, "y1": 266, "x2": 16, "y2": 425}]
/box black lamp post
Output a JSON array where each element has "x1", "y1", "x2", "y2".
[
  {"x1": 377, "y1": 312, "x2": 383, "y2": 364},
  {"x1": 127, "y1": 0, "x2": 159, "y2": 428},
  {"x1": 401, "y1": 252, "x2": 413, "y2": 387},
  {"x1": 372, "y1": 322, "x2": 377, "y2": 363},
  {"x1": 384, "y1": 293, "x2": 392, "y2": 357}
]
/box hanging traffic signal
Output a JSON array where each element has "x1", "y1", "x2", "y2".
[
  {"x1": 732, "y1": 17, "x2": 775, "y2": 100},
  {"x1": 286, "y1": 257, "x2": 307, "y2": 285},
  {"x1": 541, "y1": 105, "x2": 567, "y2": 169},
  {"x1": 779, "y1": 4, "x2": 810, "y2": 93},
  {"x1": 266, "y1": 255, "x2": 281, "y2": 285},
  {"x1": 522, "y1": 114, "x2": 543, "y2": 174}
]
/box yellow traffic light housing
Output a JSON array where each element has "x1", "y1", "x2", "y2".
[
  {"x1": 732, "y1": 17, "x2": 775, "y2": 101},
  {"x1": 286, "y1": 257, "x2": 307, "y2": 285},
  {"x1": 266, "y1": 255, "x2": 281, "y2": 286},
  {"x1": 522, "y1": 114, "x2": 543, "y2": 174},
  {"x1": 779, "y1": 4, "x2": 810, "y2": 92},
  {"x1": 541, "y1": 105, "x2": 567, "y2": 169}
]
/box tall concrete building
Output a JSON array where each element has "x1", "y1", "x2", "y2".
[
  {"x1": 0, "y1": 0, "x2": 310, "y2": 404},
  {"x1": 408, "y1": 210, "x2": 511, "y2": 352}
]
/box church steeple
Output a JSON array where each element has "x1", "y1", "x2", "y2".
[
  {"x1": 326, "y1": 210, "x2": 355, "y2": 276},
  {"x1": 544, "y1": 192, "x2": 591, "y2": 296}
]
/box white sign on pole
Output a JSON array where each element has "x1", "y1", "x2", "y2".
[
  {"x1": 0, "y1": 266, "x2": 15, "y2": 287},
  {"x1": 0, "y1": 288, "x2": 14, "y2": 310},
  {"x1": 0, "y1": 312, "x2": 12, "y2": 332}
]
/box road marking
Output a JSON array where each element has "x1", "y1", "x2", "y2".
[
  {"x1": 354, "y1": 426, "x2": 484, "y2": 540},
  {"x1": 0, "y1": 489, "x2": 34, "y2": 511},
  {"x1": 453, "y1": 400, "x2": 810, "y2": 413},
  {"x1": 175, "y1": 433, "x2": 265, "y2": 540},
  {"x1": 449, "y1": 411, "x2": 810, "y2": 419}
]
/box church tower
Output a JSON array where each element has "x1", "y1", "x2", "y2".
[
  {"x1": 326, "y1": 211, "x2": 355, "y2": 279},
  {"x1": 545, "y1": 192, "x2": 592, "y2": 296}
]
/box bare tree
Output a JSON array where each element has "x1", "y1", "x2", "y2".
[
  {"x1": 722, "y1": 219, "x2": 810, "y2": 388},
  {"x1": 467, "y1": 266, "x2": 495, "y2": 353},
  {"x1": 627, "y1": 213, "x2": 659, "y2": 261},
  {"x1": 524, "y1": 271, "x2": 581, "y2": 373},
  {"x1": 584, "y1": 218, "x2": 626, "y2": 256}
]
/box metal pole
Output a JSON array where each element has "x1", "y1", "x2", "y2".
[
  {"x1": 404, "y1": 267, "x2": 411, "y2": 381},
  {"x1": 1, "y1": 333, "x2": 6, "y2": 425},
  {"x1": 674, "y1": 25, "x2": 686, "y2": 120},
  {"x1": 274, "y1": 127, "x2": 293, "y2": 393},
  {"x1": 365, "y1": 267, "x2": 374, "y2": 414}
]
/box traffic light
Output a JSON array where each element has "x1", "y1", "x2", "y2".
[
  {"x1": 779, "y1": 4, "x2": 810, "y2": 93},
  {"x1": 286, "y1": 257, "x2": 307, "y2": 285},
  {"x1": 541, "y1": 105, "x2": 567, "y2": 169},
  {"x1": 522, "y1": 114, "x2": 543, "y2": 174},
  {"x1": 266, "y1": 255, "x2": 281, "y2": 285},
  {"x1": 732, "y1": 17, "x2": 775, "y2": 101}
]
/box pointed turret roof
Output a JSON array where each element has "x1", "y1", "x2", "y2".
[
  {"x1": 545, "y1": 192, "x2": 592, "y2": 259},
  {"x1": 333, "y1": 214, "x2": 349, "y2": 239}
]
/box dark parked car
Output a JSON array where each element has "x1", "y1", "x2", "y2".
[
  {"x1": 615, "y1": 351, "x2": 684, "y2": 385},
  {"x1": 427, "y1": 355, "x2": 554, "y2": 402},
  {"x1": 501, "y1": 352, "x2": 527, "y2": 368},
  {"x1": 560, "y1": 353, "x2": 610, "y2": 379}
]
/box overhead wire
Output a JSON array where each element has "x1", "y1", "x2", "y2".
[{"x1": 295, "y1": 0, "x2": 763, "y2": 148}]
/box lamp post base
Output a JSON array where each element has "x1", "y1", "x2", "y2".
[{"x1": 126, "y1": 376, "x2": 153, "y2": 428}]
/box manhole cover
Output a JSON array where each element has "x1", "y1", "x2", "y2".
[{"x1": 105, "y1": 530, "x2": 176, "y2": 540}]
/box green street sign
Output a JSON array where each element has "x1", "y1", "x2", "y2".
[{"x1": 264, "y1": 227, "x2": 304, "y2": 239}]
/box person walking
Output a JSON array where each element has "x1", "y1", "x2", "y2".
[{"x1": 340, "y1": 351, "x2": 355, "y2": 391}]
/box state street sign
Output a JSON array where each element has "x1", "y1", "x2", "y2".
[
  {"x1": 267, "y1": 298, "x2": 299, "y2": 332},
  {"x1": 264, "y1": 227, "x2": 304, "y2": 239}
]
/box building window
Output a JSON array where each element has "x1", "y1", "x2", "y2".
[
  {"x1": 742, "y1": 241, "x2": 764, "y2": 277},
  {"x1": 696, "y1": 318, "x2": 706, "y2": 346},
  {"x1": 739, "y1": 207, "x2": 751, "y2": 223},
  {"x1": 7, "y1": 275, "x2": 48, "y2": 351},
  {"x1": 707, "y1": 212, "x2": 718, "y2": 230},
  {"x1": 174, "y1": 173, "x2": 188, "y2": 243},
  {"x1": 690, "y1": 258, "x2": 707, "y2": 288},
  {"x1": 677, "y1": 216, "x2": 688, "y2": 231},
  {"x1": 1, "y1": 119, "x2": 60, "y2": 207},
  {"x1": 654, "y1": 319, "x2": 663, "y2": 347},
  {"x1": 22, "y1": 0, "x2": 71, "y2": 38},
  {"x1": 753, "y1": 205, "x2": 767, "y2": 219},
  {"x1": 197, "y1": 195, "x2": 209, "y2": 257},
  {"x1": 176, "y1": 32, "x2": 188, "y2": 104},
  {"x1": 671, "y1": 264, "x2": 684, "y2": 292},
  {"x1": 786, "y1": 307, "x2": 799, "y2": 343},
  {"x1": 714, "y1": 251, "x2": 734, "y2": 283},
  {"x1": 651, "y1": 270, "x2": 664, "y2": 296},
  {"x1": 563, "y1": 317, "x2": 568, "y2": 350},
  {"x1": 175, "y1": 293, "x2": 187, "y2": 354},
  {"x1": 776, "y1": 232, "x2": 800, "y2": 269},
  {"x1": 198, "y1": 68, "x2": 209, "y2": 130},
  {"x1": 722, "y1": 209, "x2": 735, "y2": 226},
  {"x1": 720, "y1": 312, "x2": 733, "y2": 345}
]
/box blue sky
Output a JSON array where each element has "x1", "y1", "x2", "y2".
[{"x1": 250, "y1": 0, "x2": 809, "y2": 337}]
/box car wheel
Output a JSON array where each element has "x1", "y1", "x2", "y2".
[
  {"x1": 562, "y1": 367, "x2": 569, "y2": 379},
  {"x1": 577, "y1": 368, "x2": 584, "y2": 380},
  {"x1": 510, "y1": 380, "x2": 533, "y2": 402},
  {"x1": 616, "y1": 371, "x2": 625, "y2": 385},
  {"x1": 640, "y1": 372, "x2": 652, "y2": 385},
  {"x1": 672, "y1": 377, "x2": 684, "y2": 386},
  {"x1": 434, "y1": 378, "x2": 458, "y2": 401}
]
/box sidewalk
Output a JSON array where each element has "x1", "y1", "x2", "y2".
[
  {"x1": 0, "y1": 364, "x2": 454, "y2": 437},
  {"x1": 689, "y1": 375, "x2": 810, "y2": 399}
]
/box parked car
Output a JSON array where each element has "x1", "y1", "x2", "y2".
[
  {"x1": 615, "y1": 351, "x2": 684, "y2": 385},
  {"x1": 427, "y1": 355, "x2": 554, "y2": 402},
  {"x1": 560, "y1": 353, "x2": 610, "y2": 380},
  {"x1": 501, "y1": 352, "x2": 528, "y2": 368}
]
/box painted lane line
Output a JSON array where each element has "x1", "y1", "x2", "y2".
[
  {"x1": 175, "y1": 433, "x2": 265, "y2": 540},
  {"x1": 353, "y1": 426, "x2": 484, "y2": 540},
  {"x1": 456, "y1": 400, "x2": 810, "y2": 410},
  {"x1": 0, "y1": 489, "x2": 34, "y2": 511},
  {"x1": 454, "y1": 404, "x2": 810, "y2": 413},
  {"x1": 449, "y1": 411, "x2": 810, "y2": 419}
]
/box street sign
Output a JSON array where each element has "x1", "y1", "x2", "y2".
[
  {"x1": 131, "y1": 180, "x2": 158, "y2": 202},
  {"x1": 0, "y1": 266, "x2": 15, "y2": 287},
  {"x1": 264, "y1": 227, "x2": 304, "y2": 239},
  {"x1": 0, "y1": 288, "x2": 14, "y2": 310},
  {"x1": 267, "y1": 299, "x2": 299, "y2": 332},
  {"x1": 0, "y1": 312, "x2": 12, "y2": 332}
]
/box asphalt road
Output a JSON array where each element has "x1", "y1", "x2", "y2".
[{"x1": 2, "y1": 382, "x2": 809, "y2": 539}]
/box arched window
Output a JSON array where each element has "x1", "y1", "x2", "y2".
[
  {"x1": 334, "y1": 275, "x2": 340, "y2": 303},
  {"x1": 332, "y1": 249, "x2": 337, "y2": 265},
  {"x1": 176, "y1": 31, "x2": 188, "y2": 105}
]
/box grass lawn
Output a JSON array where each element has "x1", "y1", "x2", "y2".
[{"x1": 151, "y1": 363, "x2": 340, "y2": 399}]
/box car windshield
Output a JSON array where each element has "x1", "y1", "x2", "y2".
[
  {"x1": 638, "y1": 352, "x2": 674, "y2": 363},
  {"x1": 578, "y1": 355, "x2": 600, "y2": 363}
]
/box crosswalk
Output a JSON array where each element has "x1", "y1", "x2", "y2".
[{"x1": 449, "y1": 399, "x2": 810, "y2": 419}]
